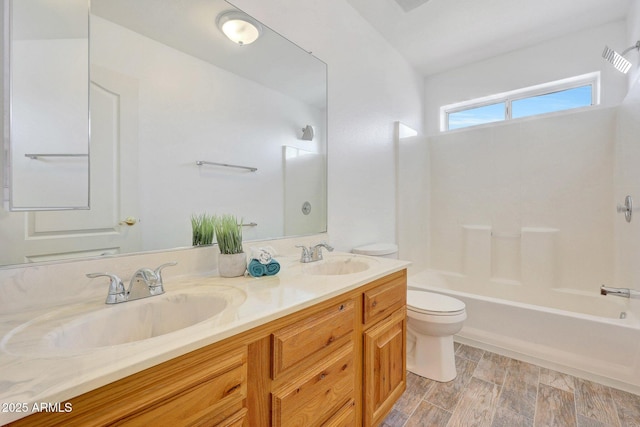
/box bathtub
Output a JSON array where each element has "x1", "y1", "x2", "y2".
[{"x1": 408, "y1": 270, "x2": 640, "y2": 394}]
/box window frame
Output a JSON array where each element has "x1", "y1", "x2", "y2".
[{"x1": 440, "y1": 72, "x2": 600, "y2": 132}]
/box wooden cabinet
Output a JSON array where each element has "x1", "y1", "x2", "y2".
[
  {"x1": 363, "y1": 308, "x2": 407, "y2": 426},
  {"x1": 271, "y1": 299, "x2": 357, "y2": 426},
  {"x1": 11, "y1": 269, "x2": 407, "y2": 427},
  {"x1": 11, "y1": 346, "x2": 249, "y2": 427}
]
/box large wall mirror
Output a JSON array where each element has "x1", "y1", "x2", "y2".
[{"x1": 1, "y1": 0, "x2": 327, "y2": 267}]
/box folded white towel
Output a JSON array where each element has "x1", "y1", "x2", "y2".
[{"x1": 250, "y1": 246, "x2": 275, "y2": 265}]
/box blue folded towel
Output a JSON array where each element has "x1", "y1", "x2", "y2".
[
  {"x1": 265, "y1": 260, "x2": 280, "y2": 276},
  {"x1": 248, "y1": 259, "x2": 267, "y2": 277},
  {"x1": 248, "y1": 258, "x2": 280, "y2": 277}
]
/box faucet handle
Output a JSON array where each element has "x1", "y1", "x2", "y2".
[
  {"x1": 151, "y1": 262, "x2": 177, "y2": 295},
  {"x1": 310, "y1": 242, "x2": 334, "y2": 261},
  {"x1": 295, "y1": 245, "x2": 312, "y2": 263},
  {"x1": 87, "y1": 272, "x2": 126, "y2": 304},
  {"x1": 154, "y1": 261, "x2": 177, "y2": 279}
]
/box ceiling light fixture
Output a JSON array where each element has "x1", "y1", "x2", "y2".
[{"x1": 217, "y1": 11, "x2": 262, "y2": 46}]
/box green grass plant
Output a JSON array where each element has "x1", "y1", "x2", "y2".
[
  {"x1": 191, "y1": 213, "x2": 215, "y2": 246},
  {"x1": 214, "y1": 214, "x2": 244, "y2": 254}
]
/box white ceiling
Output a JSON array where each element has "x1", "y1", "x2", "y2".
[{"x1": 346, "y1": 0, "x2": 632, "y2": 76}]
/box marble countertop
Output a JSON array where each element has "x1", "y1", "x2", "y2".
[{"x1": 0, "y1": 252, "x2": 409, "y2": 424}]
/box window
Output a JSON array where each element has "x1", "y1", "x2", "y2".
[
  {"x1": 447, "y1": 102, "x2": 505, "y2": 130},
  {"x1": 441, "y1": 72, "x2": 599, "y2": 131}
]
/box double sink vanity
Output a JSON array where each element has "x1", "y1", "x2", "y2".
[{"x1": 0, "y1": 245, "x2": 409, "y2": 426}]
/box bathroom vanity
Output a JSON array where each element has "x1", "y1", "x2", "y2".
[{"x1": 0, "y1": 252, "x2": 408, "y2": 426}]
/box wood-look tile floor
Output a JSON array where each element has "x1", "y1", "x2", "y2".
[{"x1": 382, "y1": 343, "x2": 640, "y2": 427}]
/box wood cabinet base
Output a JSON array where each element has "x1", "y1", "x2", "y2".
[{"x1": 9, "y1": 270, "x2": 407, "y2": 427}]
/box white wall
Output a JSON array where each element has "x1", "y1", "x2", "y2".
[
  {"x1": 626, "y1": 0, "x2": 640, "y2": 87},
  {"x1": 396, "y1": 132, "x2": 429, "y2": 273},
  {"x1": 424, "y1": 21, "x2": 627, "y2": 136},
  {"x1": 230, "y1": 0, "x2": 425, "y2": 252}
]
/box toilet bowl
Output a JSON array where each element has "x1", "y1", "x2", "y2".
[
  {"x1": 406, "y1": 290, "x2": 466, "y2": 382},
  {"x1": 352, "y1": 243, "x2": 467, "y2": 382}
]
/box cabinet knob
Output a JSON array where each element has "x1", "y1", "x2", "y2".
[{"x1": 372, "y1": 301, "x2": 378, "y2": 308}]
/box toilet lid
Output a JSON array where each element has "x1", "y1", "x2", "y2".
[
  {"x1": 407, "y1": 290, "x2": 465, "y2": 315},
  {"x1": 352, "y1": 243, "x2": 398, "y2": 256}
]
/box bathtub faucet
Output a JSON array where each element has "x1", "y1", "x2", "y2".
[{"x1": 600, "y1": 285, "x2": 630, "y2": 298}]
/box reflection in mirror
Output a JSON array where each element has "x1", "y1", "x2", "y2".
[
  {"x1": 6, "y1": 0, "x2": 89, "y2": 210},
  {"x1": 0, "y1": 0, "x2": 327, "y2": 268}
]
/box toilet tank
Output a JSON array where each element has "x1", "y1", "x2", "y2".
[{"x1": 352, "y1": 243, "x2": 399, "y2": 259}]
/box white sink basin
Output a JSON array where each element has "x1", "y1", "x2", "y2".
[
  {"x1": 302, "y1": 255, "x2": 375, "y2": 276},
  {"x1": 1, "y1": 286, "x2": 245, "y2": 357}
]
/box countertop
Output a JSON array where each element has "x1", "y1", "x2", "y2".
[{"x1": 0, "y1": 252, "x2": 409, "y2": 424}]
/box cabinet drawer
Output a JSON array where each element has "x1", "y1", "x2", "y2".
[
  {"x1": 214, "y1": 407, "x2": 248, "y2": 427},
  {"x1": 272, "y1": 299, "x2": 354, "y2": 379},
  {"x1": 15, "y1": 346, "x2": 249, "y2": 427},
  {"x1": 324, "y1": 400, "x2": 356, "y2": 427},
  {"x1": 272, "y1": 343, "x2": 355, "y2": 427},
  {"x1": 363, "y1": 272, "x2": 406, "y2": 325},
  {"x1": 121, "y1": 350, "x2": 247, "y2": 426}
]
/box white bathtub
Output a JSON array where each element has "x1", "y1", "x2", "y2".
[{"x1": 408, "y1": 270, "x2": 640, "y2": 394}]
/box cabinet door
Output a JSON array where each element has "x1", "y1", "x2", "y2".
[{"x1": 363, "y1": 308, "x2": 406, "y2": 426}]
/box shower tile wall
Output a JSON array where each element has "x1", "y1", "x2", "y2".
[
  {"x1": 614, "y1": 94, "x2": 640, "y2": 298},
  {"x1": 429, "y1": 107, "x2": 616, "y2": 293}
]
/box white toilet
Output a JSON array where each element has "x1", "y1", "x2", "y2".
[
  {"x1": 405, "y1": 290, "x2": 466, "y2": 382},
  {"x1": 353, "y1": 243, "x2": 467, "y2": 383}
]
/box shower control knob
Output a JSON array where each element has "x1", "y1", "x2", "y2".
[{"x1": 617, "y1": 195, "x2": 633, "y2": 223}]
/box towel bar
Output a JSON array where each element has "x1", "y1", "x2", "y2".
[
  {"x1": 196, "y1": 160, "x2": 257, "y2": 172},
  {"x1": 25, "y1": 153, "x2": 88, "y2": 159}
]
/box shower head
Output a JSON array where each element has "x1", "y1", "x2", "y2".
[
  {"x1": 301, "y1": 125, "x2": 314, "y2": 141},
  {"x1": 602, "y1": 41, "x2": 640, "y2": 74}
]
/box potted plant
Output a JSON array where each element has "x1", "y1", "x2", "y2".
[
  {"x1": 191, "y1": 213, "x2": 215, "y2": 246},
  {"x1": 214, "y1": 214, "x2": 246, "y2": 277}
]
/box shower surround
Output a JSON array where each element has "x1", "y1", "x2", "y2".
[
  {"x1": 400, "y1": 98, "x2": 640, "y2": 392},
  {"x1": 428, "y1": 106, "x2": 615, "y2": 293}
]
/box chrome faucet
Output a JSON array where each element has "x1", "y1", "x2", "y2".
[
  {"x1": 87, "y1": 262, "x2": 177, "y2": 304},
  {"x1": 296, "y1": 242, "x2": 334, "y2": 263},
  {"x1": 600, "y1": 285, "x2": 640, "y2": 298},
  {"x1": 86, "y1": 272, "x2": 127, "y2": 304}
]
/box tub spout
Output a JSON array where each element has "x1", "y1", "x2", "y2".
[{"x1": 600, "y1": 285, "x2": 631, "y2": 298}]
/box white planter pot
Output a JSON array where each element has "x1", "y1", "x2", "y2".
[{"x1": 218, "y1": 252, "x2": 247, "y2": 277}]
